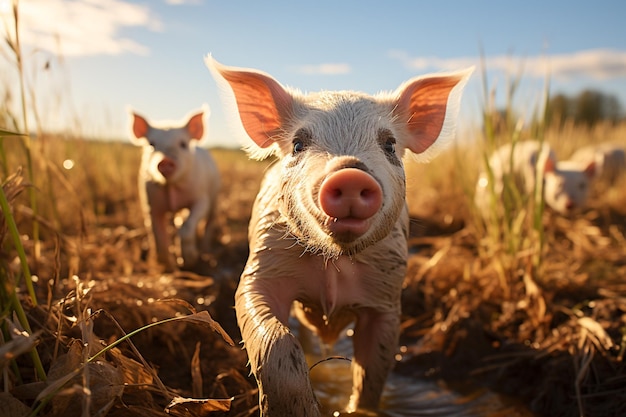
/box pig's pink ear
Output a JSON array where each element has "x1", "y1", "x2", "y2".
[
  {"x1": 185, "y1": 112, "x2": 205, "y2": 140},
  {"x1": 584, "y1": 161, "x2": 596, "y2": 178},
  {"x1": 393, "y1": 67, "x2": 473, "y2": 160},
  {"x1": 131, "y1": 113, "x2": 151, "y2": 140},
  {"x1": 207, "y1": 56, "x2": 293, "y2": 155}
]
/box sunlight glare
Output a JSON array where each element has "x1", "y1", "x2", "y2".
[{"x1": 63, "y1": 159, "x2": 75, "y2": 170}]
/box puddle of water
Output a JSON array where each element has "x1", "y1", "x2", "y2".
[{"x1": 302, "y1": 327, "x2": 535, "y2": 417}]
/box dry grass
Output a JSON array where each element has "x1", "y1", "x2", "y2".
[
  {"x1": 401, "y1": 118, "x2": 626, "y2": 417},
  {"x1": 0, "y1": 121, "x2": 624, "y2": 416},
  {"x1": 2, "y1": 143, "x2": 268, "y2": 417}
]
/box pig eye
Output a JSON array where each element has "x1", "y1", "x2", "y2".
[
  {"x1": 378, "y1": 129, "x2": 397, "y2": 156},
  {"x1": 382, "y1": 138, "x2": 396, "y2": 155},
  {"x1": 292, "y1": 128, "x2": 311, "y2": 155},
  {"x1": 293, "y1": 140, "x2": 306, "y2": 154}
]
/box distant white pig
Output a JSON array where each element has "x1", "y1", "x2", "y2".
[
  {"x1": 569, "y1": 143, "x2": 625, "y2": 185},
  {"x1": 130, "y1": 107, "x2": 220, "y2": 270},
  {"x1": 475, "y1": 140, "x2": 596, "y2": 215},
  {"x1": 207, "y1": 56, "x2": 472, "y2": 416}
]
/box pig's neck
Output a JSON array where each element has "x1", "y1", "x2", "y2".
[
  {"x1": 319, "y1": 256, "x2": 359, "y2": 320},
  {"x1": 163, "y1": 182, "x2": 194, "y2": 212}
]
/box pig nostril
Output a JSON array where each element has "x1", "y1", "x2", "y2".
[{"x1": 361, "y1": 189, "x2": 375, "y2": 199}]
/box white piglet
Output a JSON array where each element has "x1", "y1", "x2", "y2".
[
  {"x1": 475, "y1": 140, "x2": 596, "y2": 215},
  {"x1": 569, "y1": 143, "x2": 625, "y2": 186},
  {"x1": 130, "y1": 107, "x2": 220, "y2": 270},
  {"x1": 207, "y1": 56, "x2": 472, "y2": 416}
]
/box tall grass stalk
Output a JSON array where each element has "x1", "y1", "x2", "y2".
[
  {"x1": 0, "y1": 177, "x2": 46, "y2": 381},
  {"x1": 529, "y1": 71, "x2": 552, "y2": 269},
  {"x1": 0, "y1": 128, "x2": 22, "y2": 178},
  {"x1": 6, "y1": 0, "x2": 41, "y2": 260},
  {"x1": 476, "y1": 52, "x2": 550, "y2": 292},
  {"x1": 0, "y1": 134, "x2": 8, "y2": 179},
  {"x1": 0, "y1": 173, "x2": 36, "y2": 304}
]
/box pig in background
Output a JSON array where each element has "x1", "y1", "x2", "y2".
[
  {"x1": 475, "y1": 140, "x2": 596, "y2": 216},
  {"x1": 568, "y1": 143, "x2": 626, "y2": 188},
  {"x1": 129, "y1": 107, "x2": 220, "y2": 271},
  {"x1": 207, "y1": 55, "x2": 472, "y2": 416}
]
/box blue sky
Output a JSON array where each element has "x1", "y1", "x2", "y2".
[{"x1": 2, "y1": 0, "x2": 626, "y2": 147}]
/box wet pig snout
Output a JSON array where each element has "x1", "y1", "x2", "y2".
[
  {"x1": 157, "y1": 157, "x2": 177, "y2": 178},
  {"x1": 319, "y1": 168, "x2": 382, "y2": 221}
]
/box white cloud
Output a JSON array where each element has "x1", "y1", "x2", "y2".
[
  {"x1": 165, "y1": 0, "x2": 203, "y2": 4},
  {"x1": 540, "y1": 49, "x2": 626, "y2": 80},
  {"x1": 0, "y1": 0, "x2": 162, "y2": 57},
  {"x1": 292, "y1": 63, "x2": 352, "y2": 76},
  {"x1": 389, "y1": 48, "x2": 626, "y2": 81}
]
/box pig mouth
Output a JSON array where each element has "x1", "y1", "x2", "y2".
[{"x1": 324, "y1": 216, "x2": 372, "y2": 243}]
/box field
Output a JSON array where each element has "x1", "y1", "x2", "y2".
[{"x1": 1, "y1": 114, "x2": 625, "y2": 417}]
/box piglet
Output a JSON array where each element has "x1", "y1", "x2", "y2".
[
  {"x1": 130, "y1": 107, "x2": 220, "y2": 270},
  {"x1": 207, "y1": 56, "x2": 472, "y2": 416},
  {"x1": 475, "y1": 140, "x2": 595, "y2": 215},
  {"x1": 569, "y1": 143, "x2": 625, "y2": 185}
]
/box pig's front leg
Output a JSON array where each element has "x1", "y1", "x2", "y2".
[
  {"x1": 150, "y1": 210, "x2": 174, "y2": 270},
  {"x1": 198, "y1": 198, "x2": 218, "y2": 255},
  {"x1": 143, "y1": 182, "x2": 176, "y2": 270},
  {"x1": 179, "y1": 197, "x2": 210, "y2": 268},
  {"x1": 347, "y1": 309, "x2": 400, "y2": 413},
  {"x1": 235, "y1": 277, "x2": 321, "y2": 417}
]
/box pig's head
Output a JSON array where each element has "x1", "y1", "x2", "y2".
[
  {"x1": 129, "y1": 108, "x2": 207, "y2": 184},
  {"x1": 544, "y1": 160, "x2": 595, "y2": 214},
  {"x1": 207, "y1": 56, "x2": 472, "y2": 258}
]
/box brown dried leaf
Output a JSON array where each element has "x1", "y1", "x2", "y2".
[
  {"x1": 37, "y1": 341, "x2": 124, "y2": 417},
  {"x1": 156, "y1": 298, "x2": 198, "y2": 314},
  {"x1": 108, "y1": 347, "x2": 154, "y2": 386},
  {"x1": 37, "y1": 342, "x2": 83, "y2": 401},
  {"x1": 165, "y1": 396, "x2": 231, "y2": 417},
  {"x1": 179, "y1": 311, "x2": 234, "y2": 346},
  {"x1": 0, "y1": 392, "x2": 30, "y2": 417}
]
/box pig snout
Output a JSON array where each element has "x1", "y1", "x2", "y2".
[
  {"x1": 318, "y1": 168, "x2": 382, "y2": 240},
  {"x1": 157, "y1": 157, "x2": 177, "y2": 178}
]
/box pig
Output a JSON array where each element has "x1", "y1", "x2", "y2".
[
  {"x1": 547, "y1": 159, "x2": 596, "y2": 213},
  {"x1": 569, "y1": 143, "x2": 625, "y2": 186},
  {"x1": 129, "y1": 107, "x2": 220, "y2": 270},
  {"x1": 207, "y1": 56, "x2": 472, "y2": 416},
  {"x1": 475, "y1": 140, "x2": 596, "y2": 215}
]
